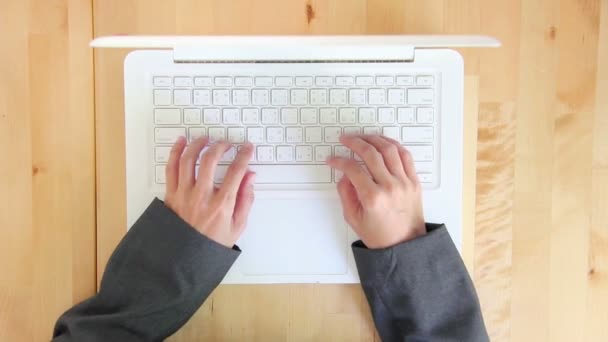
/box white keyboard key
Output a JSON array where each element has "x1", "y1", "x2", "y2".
[
  {"x1": 232, "y1": 89, "x2": 250, "y2": 105},
  {"x1": 153, "y1": 77, "x2": 172, "y2": 87},
  {"x1": 368, "y1": 89, "x2": 386, "y2": 105},
  {"x1": 416, "y1": 75, "x2": 434, "y2": 86},
  {"x1": 397, "y1": 107, "x2": 415, "y2": 123},
  {"x1": 334, "y1": 145, "x2": 351, "y2": 158},
  {"x1": 261, "y1": 108, "x2": 279, "y2": 124},
  {"x1": 155, "y1": 127, "x2": 186, "y2": 143},
  {"x1": 154, "y1": 89, "x2": 171, "y2": 105},
  {"x1": 281, "y1": 108, "x2": 298, "y2": 124},
  {"x1": 310, "y1": 89, "x2": 328, "y2": 105},
  {"x1": 417, "y1": 173, "x2": 433, "y2": 183},
  {"x1": 234, "y1": 76, "x2": 253, "y2": 87},
  {"x1": 227, "y1": 127, "x2": 246, "y2": 143},
  {"x1": 404, "y1": 145, "x2": 433, "y2": 161},
  {"x1": 155, "y1": 165, "x2": 166, "y2": 184},
  {"x1": 402, "y1": 127, "x2": 434, "y2": 143},
  {"x1": 300, "y1": 108, "x2": 318, "y2": 124},
  {"x1": 215, "y1": 76, "x2": 233, "y2": 87},
  {"x1": 387, "y1": 88, "x2": 406, "y2": 105},
  {"x1": 295, "y1": 146, "x2": 313, "y2": 162},
  {"x1": 339, "y1": 108, "x2": 356, "y2": 124},
  {"x1": 363, "y1": 126, "x2": 381, "y2": 135},
  {"x1": 407, "y1": 89, "x2": 434, "y2": 105},
  {"x1": 396, "y1": 75, "x2": 414, "y2": 86},
  {"x1": 194, "y1": 77, "x2": 212, "y2": 87},
  {"x1": 315, "y1": 76, "x2": 333, "y2": 86},
  {"x1": 286, "y1": 127, "x2": 303, "y2": 143},
  {"x1": 349, "y1": 89, "x2": 366, "y2": 105},
  {"x1": 329, "y1": 89, "x2": 347, "y2": 105},
  {"x1": 183, "y1": 108, "x2": 201, "y2": 125},
  {"x1": 173, "y1": 89, "x2": 191, "y2": 105},
  {"x1": 271, "y1": 89, "x2": 289, "y2": 106},
  {"x1": 358, "y1": 108, "x2": 376, "y2": 124},
  {"x1": 208, "y1": 127, "x2": 226, "y2": 141},
  {"x1": 220, "y1": 146, "x2": 236, "y2": 162},
  {"x1": 249, "y1": 164, "x2": 331, "y2": 184},
  {"x1": 295, "y1": 76, "x2": 313, "y2": 86},
  {"x1": 315, "y1": 145, "x2": 332, "y2": 161},
  {"x1": 257, "y1": 146, "x2": 274, "y2": 162},
  {"x1": 203, "y1": 108, "x2": 221, "y2": 124},
  {"x1": 276, "y1": 146, "x2": 294, "y2": 162},
  {"x1": 336, "y1": 76, "x2": 354, "y2": 86},
  {"x1": 212, "y1": 89, "x2": 230, "y2": 105},
  {"x1": 324, "y1": 127, "x2": 342, "y2": 143},
  {"x1": 155, "y1": 146, "x2": 172, "y2": 162},
  {"x1": 417, "y1": 107, "x2": 434, "y2": 124},
  {"x1": 305, "y1": 127, "x2": 322, "y2": 143},
  {"x1": 378, "y1": 108, "x2": 395, "y2": 123},
  {"x1": 356, "y1": 76, "x2": 374, "y2": 86},
  {"x1": 344, "y1": 126, "x2": 361, "y2": 135},
  {"x1": 251, "y1": 89, "x2": 269, "y2": 105},
  {"x1": 193, "y1": 89, "x2": 211, "y2": 105},
  {"x1": 275, "y1": 77, "x2": 293, "y2": 87},
  {"x1": 415, "y1": 162, "x2": 434, "y2": 173},
  {"x1": 242, "y1": 108, "x2": 259, "y2": 124},
  {"x1": 334, "y1": 170, "x2": 344, "y2": 183},
  {"x1": 319, "y1": 108, "x2": 337, "y2": 124},
  {"x1": 222, "y1": 108, "x2": 240, "y2": 124},
  {"x1": 267, "y1": 127, "x2": 284, "y2": 143},
  {"x1": 382, "y1": 127, "x2": 400, "y2": 140},
  {"x1": 376, "y1": 76, "x2": 394, "y2": 86},
  {"x1": 255, "y1": 77, "x2": 273, "y2": 87},
  {"x1": 154, "y1": 108, "x2": 181, "y2": 125},
  {"x1": 189, "y1": 127, "x2": 206, "y2": 141},
  {"x1": 174, "y1": 77, "x2": 193, "y2": 87},
  {"x1": 247, "y1": 127, "x2": 265, "y2": 143},
  {"x1": 291, "y1": 89, "x2": 308, "y2": 105}
]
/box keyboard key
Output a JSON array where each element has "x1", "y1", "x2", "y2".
[
  {"x1": 249, "y1": 165, "x2": 331, "y2": 183},
  {"x1": 416, "y1": 75, "x2": 434, "y2": 86},
  {"x1": 382, "y1": 127, "x2": 400, "y2": 140},
  {"x1": 155, "y1": 146, "x2": 172, "y2": 162},
  {"x1": 155, "y1": 165, "x2": 166, "y2": 184},
  {"x1": 295, "y1": 76, "x2": 313, "y2": 86},
  {"x1": 208, "y1": 127, "x2": 226, "y2": 141},
  {"x1": 193, "y1": 89, "x2": 211, "y2": 105},
  {"x1": 300, "y1": 108, "x2": 318, "y2": 124},
  {"x1": 404, "y1": 145, "x2": 433, "y2": 161},
  {"x1": 257, "y1": 146, "x2": 274, "y2": 162},
  {"x1": 261, "y1": 108, "x2": 279, "y2": 124},
  {"x1": 255, "y1": 77, "x2": 273, "y2": 87},
  {"x1": 174, "y1": 77, "x2": 193, "y2": 87},
  {"x1": 344, "y1": 126, "x2": 361, "y2": 135},
  {"x1": 417, "y1": 107, "x2": 434, "y2": 124},
  {"x1": 363, "y1": 126, "x2": 381, "y2": 135},
  {"x1": 387, "y1": 88, "x2": 406, "y2": 105},
  {"x1": 275, "y1": 76, "x2": 293, "y2": 87},
  {"x1": 189, "y1": 127, "x2": 206, "y2": 141},
  {"x1": 356, "y1": 76, "x2": 374, "y2": 86},
  {"x1": 336, "y1": 76, "x2": 354, "y2": 86},
  {"x1": 173, "y1": 89, "x2": 191, "y2": 105},
  {"x1": 295, "y1": 146, "x2": 313, "y2": 162},
  {"x1": 397, "y1": 107, "x2": 415, "y2": 123},
  {"x1": 215, "y1": 76, "x2": 233, "y2": 87},
  {"x1": 334, "y1": 145, "x2": 351, "y2": 158},
  {"x1": 286, "y1": 127, "x2": 303, "y2": 143},
  {"x1": 235, "y1": 76, "x2": 254, "y2": 87},
  {"x1": 319, "y1": 108, "x2": 337, "y2": 124},
  {"x1": 155, "y1": 127, "x2": 186, "y2": 143},
  {"x1": 281, "y1": 108, "x2": 298, "y2": 124},
  {"x1": 324, "y1": 127, "x2": 342, "y2": 143},
  {"x1": 271, "y1": 89, "x2": 289, "y2": 105},
  {"x1": 276, "y1": 146, "x2": 294, "y2": 162},
  {"x1": 339, "y1": 108, "x2": 356, "y2": 124},
  {"x1": 154, "y1": 108, "x2": 181, "y2": 125},
  {"x1": 417, "y1": 173, "x2": 433, "y2": 183},
  {"x1": 183, "y1": 108, "x2": 201, "y2": 125},
  {"x1": 153, "y1": 77, "x2": 172, "y2": 87},
  {"x1": 310, "y1": 89, "x2": 328, "y2": 105},
  {"x1": 220, "y1": 146, "x2": 236, "y2": 162},
  {"x1": 349, "y1": 89, "x2": 366, "y2": 105},
  {"x1": 329, "y1": 89, "x2": 347, "y2": 105},
  {"x1": 227, "y1": 127, "x2": 246, "y2": 143},
  {"x1": 222, "y1": 108, "x2": 240, "y2": 124},
  {"x1": 154, "y1": 89, "x2": 171, "y2": 105},
  {"x1": 291, "y1": 89, "x2": 308, "y2": 105},
  {"x1": 407, "y1": 89, "x2": 434, "y2": 105},
  {"x1": 315, "y1": 145, "x2": 332, "y2": 161},
  {"x1": 368, "y1": 89, "x2": 386, "y2": 105},
  {"x1": 252, "y1": 89, "x2": 269, "y2": 105},
  {"x1": 242, "y1": 108, "x2": 259, "y2": 124},
  {"x1": 378, "y1": 108, "x2": 395, "y2": 123},
  {"x1": 247, "y1": 127, "x2": 265, "y2": 143},
  {"x1": 203, "y1": 108, "x2": 221, "y2": 124},
  {"x1": 194, "y1": 77, "x2": 212, "y2": 87},
  {"x1": 212, "y1": 89, "x2": 230, "y2": 105},
  {"x1": 414, "y1": 161, "x2": 433, "y2": 173},
  {"x1": 305, "y1": 127, "x2": 322, "y2": 143},
  {"x1": 267, "y1": 127, "x2": 284, "y2": 143},
  {"x1": 402, "y1": 127, "x2": 434, "y2": 143},
  {"x1": 315, "y1": 76, "x2": 333, "y2": 86},
  {"x1": 376, "y1": 76, "x2": 394, "y2": 86},
  {"x1": 334, "y1": 170, "x2": 344, "y2": 183},
  {"x1": 232, "y1": 89, "x2": 250, "y2": 105},
  {"x1": 396, "y1": 75, "x2": 414, "y2": 86},
  {"x1": 358, "y1": 108, "x2": 376, "y2": 124}
]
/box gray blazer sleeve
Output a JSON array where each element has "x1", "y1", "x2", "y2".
[
  {"x1": 52, "y1": 198, "x2": 240, "y2": 342},
  {"x1": 352, "y1": 224, "x2": 489, "y2": 342}
]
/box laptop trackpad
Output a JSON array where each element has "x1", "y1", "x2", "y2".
[{"x1": 238, "y1": 198, "x2": 348, "y2": 275}]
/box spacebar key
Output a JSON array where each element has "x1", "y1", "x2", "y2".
[{"x1": 214, "y1": 165, "x2": 332, "y2": 184}]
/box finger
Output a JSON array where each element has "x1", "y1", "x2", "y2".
[
  {"x1": 327, "y1": 157, "x2": 376, "y2": 195},
  {"x1": 218, "y1": 144, "x2": 254, "y2": 204},
  {"x1": 336, "y1": 177, "x2": 360, "y2": 225},
  {"x1": 166, "y1": 136, "x2": 187, "y2": 194},
  {"x1": 379, "y1": 136, "x2": 419, "y2": 183},
  {"x1": 360, "y1": 135, "x2": 406, "y2": 178},
  {"x1": 231, "y1": 171, "x2": 256, "y2": 235},
  {"x1": 177, "y1": 137, "x2": 209, "y2": 188},
  {"x1": 197, "y1": 141, "x2": 232, "y2": 191},
  {"x1": 339, "y1": 135, "x2": 392, "y2": 183}
]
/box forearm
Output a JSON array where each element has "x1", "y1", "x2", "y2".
[
  {"x1": 53, "y1": 198, "x2": 239, "y2": 342},
  {"x1": 353, "y1": 224, "x2": 488, "y2": 342}
]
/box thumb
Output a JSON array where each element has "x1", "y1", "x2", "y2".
[
  {"x1": 232, "y1": 171, "x2": 256, "y2": 235},
  {"x1": 336, "y1": 177, "x2": 360, "y2": 225}
]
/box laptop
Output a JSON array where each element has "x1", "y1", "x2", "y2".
[{"x1": 91, "y1": 35, "x2": 500, "y2": 284}]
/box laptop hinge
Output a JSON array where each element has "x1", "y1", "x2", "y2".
[{"x1": 172, "y1": 45, "x2": 415, "y2": 63}]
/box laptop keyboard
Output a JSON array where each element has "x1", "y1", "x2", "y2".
[{"x1": 151, "y1": 73, "x2": 439, "y2": 186}]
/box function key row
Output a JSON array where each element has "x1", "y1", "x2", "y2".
[{"x1": 153, "y1": 75, "x2": 434, "y2": 88}]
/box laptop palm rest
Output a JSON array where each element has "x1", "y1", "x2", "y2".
[{"x1": 238, "y1": 197, "x2": 349, "y2": 275}]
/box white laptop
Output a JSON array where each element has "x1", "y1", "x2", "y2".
[{"x1": 91, "y1": 35, "x2": 500, "y2": 284}]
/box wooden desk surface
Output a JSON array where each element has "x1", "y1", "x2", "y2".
[{"x1": 1, "y1": 0, "x2": 607, "y2": 341}]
